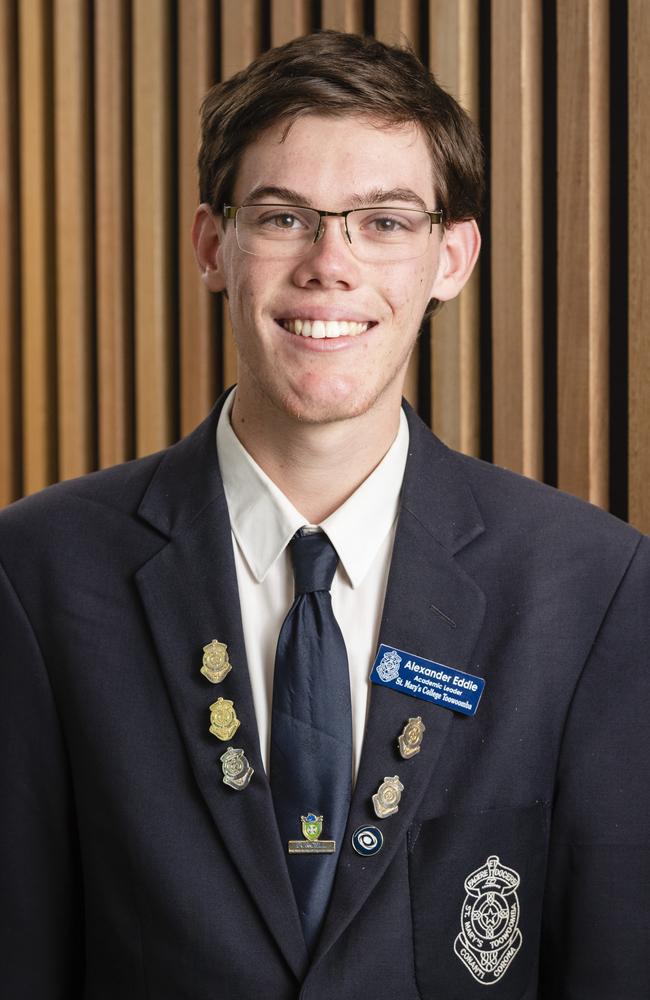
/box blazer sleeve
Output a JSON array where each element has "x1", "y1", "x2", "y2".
[
  {"x1": 539, "y1": 534, "x2": 650, "y2": 998},
  {"x1": 0, "y1": 555, "x2": 84, "y2": 997}
]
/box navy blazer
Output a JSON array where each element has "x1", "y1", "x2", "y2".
[{"x1": 1, "y1": 394, "x2": 649, "y2": 999}]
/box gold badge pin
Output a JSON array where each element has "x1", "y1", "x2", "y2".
[
  {"x1": 209, "y1": 697, "x2": 240, "y2": 741},
  {"x1": 288, "y1": 813, "x2": 336, "y2": 854},
  {"x1": 220, "y1": 747, "x2": 253, "y2": 790},
  {"x1": 201, "y1": 639, "x2": 232, "y2": 684},
  {"x1": 398, "y1": 716, "x2": 426, "y2": 759},
  {"x1": 372, "y1": 775, "x2": 404, "y2": 819}
]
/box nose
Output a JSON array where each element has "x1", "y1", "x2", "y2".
[{"x1": 291, "y1": 217, "x2": 361, "y2": 289}]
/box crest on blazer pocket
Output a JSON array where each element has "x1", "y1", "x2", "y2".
[{"x1": 454, "y1": 854, "x2": 522, "y2": 985}]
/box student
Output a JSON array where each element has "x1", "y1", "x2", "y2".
[{"x1": 2, "y1": 30, "x2": 648, "y2": 999}]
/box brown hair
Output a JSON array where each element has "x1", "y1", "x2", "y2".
[{"x1": 198, "y1": 30, "x2": 484, "y2": 227}]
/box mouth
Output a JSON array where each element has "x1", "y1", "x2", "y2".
[{"x1": 278, "y1": 318, "x2": 373, "y2": 339}]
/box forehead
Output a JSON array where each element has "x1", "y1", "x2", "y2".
[{"x1": 231, "y1": 114, "x2": 436, "y2": 209}]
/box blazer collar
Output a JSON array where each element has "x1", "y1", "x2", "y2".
[{"x1": 137, "y1": 391, "x2": 484, "y2": 555}]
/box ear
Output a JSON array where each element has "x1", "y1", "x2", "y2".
[
  {"x1": 429, "y1": 219, "x2": 481, "y2": 302},
  {"x1": 191, "y1": 203, "x2": 227, "y2": 293}
]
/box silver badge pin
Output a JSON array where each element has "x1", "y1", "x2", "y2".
[
  {"x1": 220, "y1": 747, "x2": 253, "y2": 790},
  {"x1": 398, "y1": 716, "x2": 425, "y2": 759},
  {"x1": 372, "y1": 775, "x2": 404, "y2": 818}
]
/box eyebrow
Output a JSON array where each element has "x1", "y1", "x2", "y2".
[{"x1": 242, "y1": 185, "x2": 430, "y2": 211}]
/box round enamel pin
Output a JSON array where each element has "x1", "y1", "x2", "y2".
[{"x1": 351, "y1": 826, "x2": 384, "y2": 856}]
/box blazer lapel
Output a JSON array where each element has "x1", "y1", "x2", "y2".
[
  {"x1": 314, "y1": 405, "x2": 487, "y2": 964},
  {"x1": 134, "y1": 395, "x2": 308, "y2": 979}
]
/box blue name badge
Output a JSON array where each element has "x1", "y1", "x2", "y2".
[{"x1": 370, "y1": 644, "x2": 485, "y2": 717}]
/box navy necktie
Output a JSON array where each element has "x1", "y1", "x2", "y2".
[{"x1": 270, "y1": 529, "x2": 353, "y2": 951}]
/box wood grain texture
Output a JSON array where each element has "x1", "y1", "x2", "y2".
[
  {"x1": 557, "y1": 0, "x2": 609, "y2": 506},
  {"x1": 373, "y1": 1, "x2": 420, "y2": 409},
  {"x1": 628, "y1": 0, "x2": 650, "y2": 532},
  {"x1": 271, "y1": 0, "x2": 312, "y2": 44},
  {"x1": 0, "y1": 0, "x2": 20, "y2": 503},
  {"x1": 320, "y1": 0, "x2": 363, "y2": 33},
  {"x1": 133, "y1": 0, "x2": 174, "y2": 455},
  {"x1": 429, "y1": 0, "x2": 480, "y2": 456},
  {"x1": 374, "y1": 0, "x2": 419, "y2": 47},
  {"x1": 95, "y1": 0, "x2": 133, "y2": 468},
  {"x1": 490, "y1": 0, "x2": 543, "y2": 478},
  {"x1": 221, "y1": 0, "x2": 262, "y2": 388},
  {"x1": 179, "y1": 0, "x2": 217, "y2": 435},
  {"x1": 18, "y1": 0, "x2": 56, "y2": 493},
  {"x1": 54, "y1": 0, "x2": 93, "y2": 479}
]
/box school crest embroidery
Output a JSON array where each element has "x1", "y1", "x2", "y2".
[
  {"x1": 376, "y1": 648, "x2": 402, "y2": 682},
  {"x1": 454, "y1": 854, "x2": 522, "y2": 985}
]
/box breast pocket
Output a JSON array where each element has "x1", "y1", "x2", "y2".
[{"x1": 408, "y1": 802, "x2": 550, "y2": 1000}]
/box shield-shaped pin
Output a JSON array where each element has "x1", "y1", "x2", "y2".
[
  {"x1": 201, "y1": 639, "x2": 232, "y2": 684},
  {"x1": 301, "y1": 813, "x2": 323, "y2": 842}
]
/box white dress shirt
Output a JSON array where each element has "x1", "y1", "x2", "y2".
[{"x1": 216, "y1": 390, "x2": 409, "y2": 781}]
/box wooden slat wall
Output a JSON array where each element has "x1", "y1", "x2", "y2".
[
  {"x1": 2, "y1": 0, "x2": 648, "y2": 537},
  {"x1": 0, "y1": 0, "x2": 20, "y2": 505},
  {"x1": 18, "y1": 0, "x2": 56, "y2": 495},
  {"x1": 373, "y1": 1, "x2": 420, "y2": 408},
  {"x1": 430, "y1": 0, "x2": 480, "y2": 457},
  {"x1": 557, "y1": 0, "x2": 610, "y2": 508},
  {"x1": 628, "y1": 0, "x2": 650, "y2": 531},
  {"x1": 133, "y1": 0, "x2": 174, "y2": 455},
  {"x1": 179, "y1": 0, "x2": 217, "y2": 435},
  {"x1": 54, "y1": 0, "x2": 93, "y2": 479},
  {"x1": 491, "y1": 0, "x2": 543, "y2": 479},
  {"x1": 221, "y1": 0, "x2": 262, "y2": 389},
  {"x1": 95, "y1": 0, "x2": 133, "y2": 467}
]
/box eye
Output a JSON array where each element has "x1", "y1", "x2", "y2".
[
  {"x1": 358, "y1": 211, "x2": 418, "y2": 237},
  {"x1": 271, "y1": 213, "x2": 301, "y2": 229},
  {"x1": 257, "y1": 210, "x2": 309, "y2": 231},
  {"x1": 372, "y1": 216, "x2": 405, "y2": 233}
]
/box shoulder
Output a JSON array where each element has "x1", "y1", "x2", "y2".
[
  {"x1": 403, "y1": 404, "x2": 646, "y2": 602},
  {"x1": 0, "y1": 450, "x2": 165, "y2": 540},
  {"x1": 458, "y1": 448, "x2": 638, "y2": 544}
]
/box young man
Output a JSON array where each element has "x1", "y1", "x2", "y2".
[{"x1": 1, "y1": 31, "x2": 648, "y2": 1000}]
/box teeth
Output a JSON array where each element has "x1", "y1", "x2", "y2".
[{"x1": 282, "y1": 319, "x2": 370, "y2": 338}]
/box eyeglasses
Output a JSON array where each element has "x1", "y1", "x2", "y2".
[{"x1": 222, "y1": 203, "x2": 443, "y2": 263}]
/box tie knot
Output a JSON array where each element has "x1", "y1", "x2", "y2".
[{"x1": 290, "y1": 530, "x2": 339, "y2": 594}]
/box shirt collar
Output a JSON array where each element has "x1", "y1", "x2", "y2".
[{"x1": 216, "y1": 389, "x2": 409, "y2": 588}]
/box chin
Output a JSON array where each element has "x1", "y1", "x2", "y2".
[{"x1": 274, "y1": 383, "x2": 378, "y2": 425}]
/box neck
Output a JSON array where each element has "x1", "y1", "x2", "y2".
[{"x1": 229, "y1": 386, "x2": 402, "y2": 524}]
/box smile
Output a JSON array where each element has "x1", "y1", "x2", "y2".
[{"x1": 279, "y1": 319, "x2": 371, "y2": 339}]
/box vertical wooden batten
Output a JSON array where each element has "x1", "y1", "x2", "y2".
[
  {"x1": 0, "y1": 0, "x2": 20, "y2": 503},
  {"x1": 95, "y1": 0, "x2": 133, "y2": 468},
  {"x1": 18, "y1": 0, "x2": 56, "y2": 494},
  {"x1": 373, "y1": 1, "x2": 421, "y2": 410},
  {"x1": 374, "y1": 0, "x2": 419, "y2": 44},
  {"x1": 320, "y1": 0, "x2": 363, "y2": 33},
  {"x1": 133, "y1": 0, "x2": 174, "y2": 456},
  {"x1": 220, "y1": 0, "x2": 262, "y2": 389},
  {"x1": 271, "y1": 0, "x2": 312, "y2": 44},
  {"x1": 54, "y1": 0, "x2": 93, "y2": 480},
  {"x1": 557, "y1": 0, "x2": 609, "y2": 506},
  {"x1": 179, "y1": 0, "x2": 217, "y2": 435},
  {"x1": 429, "y1": 0, "x2": 480, "y2": 457},
  {"x1": 628, "y1": 0, "x2": 650, "y2": 533},
  {"x1": 490, "y1": 0, "x2": 543, "y2": 479}
]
